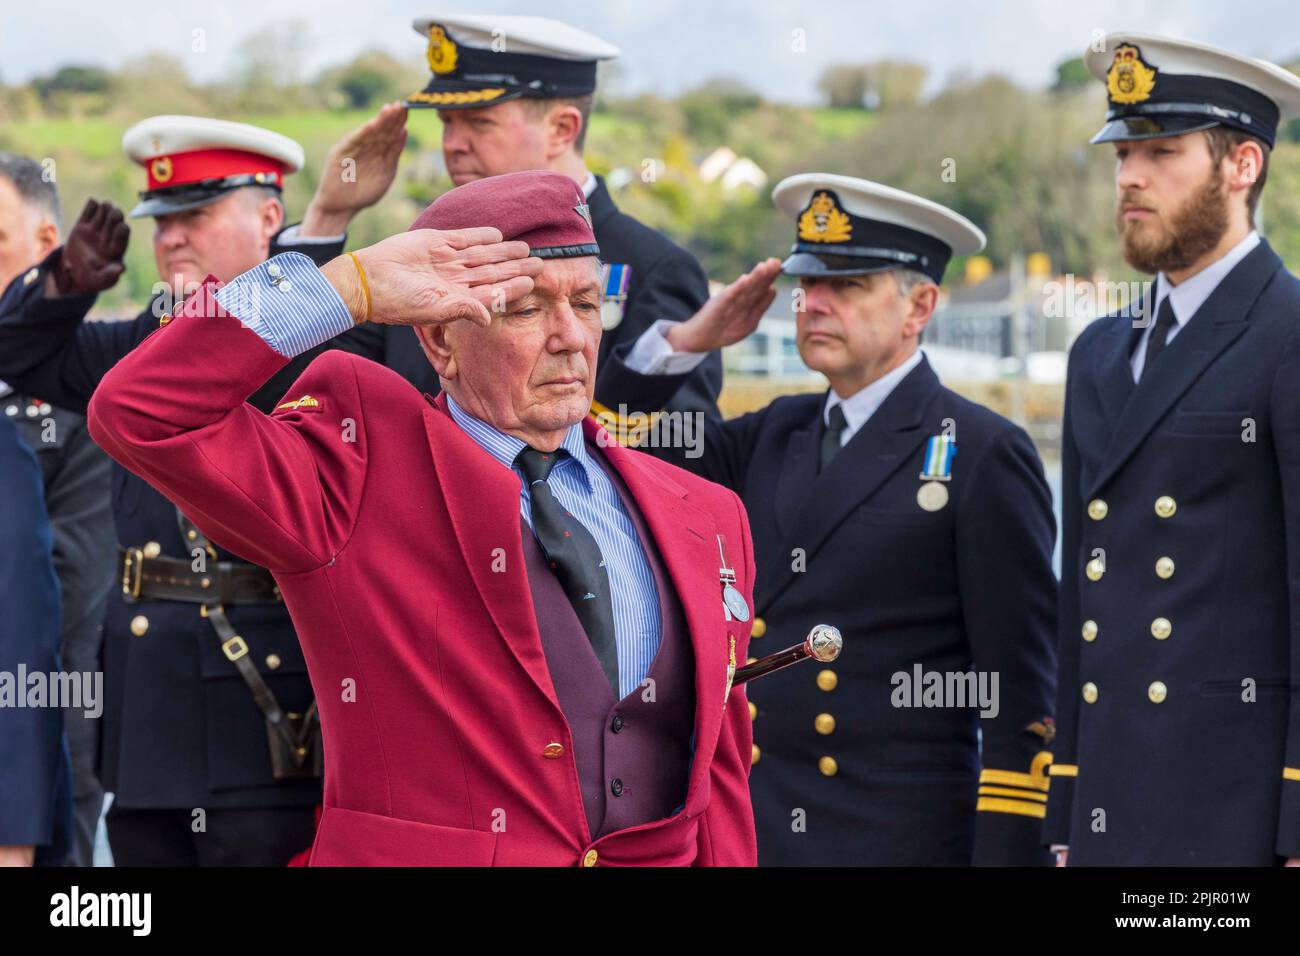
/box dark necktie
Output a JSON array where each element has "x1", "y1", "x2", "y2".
[
  {"x1": 515, "y1": 446, "x2": 620, "y2": 694},
  {"x1": 820, "y1": 403, "x2": 848, "y2": 470},
  {"x1": 1139, "y1": 296, "x2": 1178, "y2": 382}
]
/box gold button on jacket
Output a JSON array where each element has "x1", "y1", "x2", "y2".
[
  {"x1": 542, "y1": 742, "x2": 565, "y2": 759},
  {"x1": 1086, "y1": 558, "x2": 1105, "y2": 581},
  {"x1": 1082, "y1": 681, "x2": 1098, "y2": 704},
  {"x1": 1087, "y1": 499, "x2": 1109, "y2": 520},
  {"x1": 130, "y1": 615, "x2": 149, "y2": 637},
  {"x1": 1148, "y1": 681, "x2": 1168, "y2": 704},
  {"x1": 582, "y1": 849, "x2": 598, "y2": 867},
  {"x1": 1150, "y1": 618, "x2": 1172, "y2": 640},
  {"x1": 1154, "y1": 496, "x2": 1177, "y2": 518},
  {"x1": 816, "y1": 669, "x2": 838, "y2": 691},
  {"x1": 814, "y1": 713, "x2": 836, "y2": 735},
  {"x1": 818, "y1": 756, "x2": 838, "y2": 777},
  {"x1": 751, "y1": 744, "x2": 761, "y2": 766},
  {"x1": 1082, "y1": 620, "x2": 1098, "y2": 642},
  {"x1": 751, "y1": 617, "x2": 767, "y2": 638},
  {"x1": 1155, "y1": 556, "x2": 1175, "y2": 579}
]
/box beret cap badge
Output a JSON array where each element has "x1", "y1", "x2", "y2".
[
  {"x1": 1107, "y1": 44, "x2": 1158, "y2": 105},
  {"x1": 427, "y1": 25, "x2": 459, "y2": 75},
  {"x1": 797, "y1": 191, "x2": 853, "y2": 244}
]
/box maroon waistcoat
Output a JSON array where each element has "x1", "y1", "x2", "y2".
[{"x1": 519, "y1": 443, "x2": 695, "y2": 840}]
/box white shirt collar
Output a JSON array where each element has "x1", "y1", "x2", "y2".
[
  {"x1": 1155, "y1": 229, "x2": 1260, "y2": 327},
  {"x1": 581, "y1": 171, "x2": 597, "y2": 199},
  {"x1": 824, "y1": 349, "x2": 924, "y2": 443}
]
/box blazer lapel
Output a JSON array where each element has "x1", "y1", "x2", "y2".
[
  {"x1": 758, "y1": 357, "x2": 942, "y2": 611},
  {"x1": 422, "y1": 395, "x2": 560, "y2": 710},
  {"x1": 1089, "y1": 240, "x2": 1281, "y2": 496},
  {"x1": 1094, "y1": 304, "x2": 1143, "y2": 429},
  {"x1": 773, "y1": 418, "x2": 819, "y2": 539},
  {"x1": 587, "y1": 418, "x2": 728, "y2": 812}
]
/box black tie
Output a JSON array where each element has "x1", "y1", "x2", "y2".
[
  {"x1": 1140, "y1": 297, "x2": 1178, "y2": 382},
  {"x1": 820, "y1": 403, "x2": 848, "y2": 470},
  {"x1": 515, "y1": 447, "x2": 620, "y2": 694}
]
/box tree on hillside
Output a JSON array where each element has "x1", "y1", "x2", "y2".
[
  {"x1": 816, "y1": 64, "x2": 869, "y2": 109},
  {"x1": 1052, "y1": 57, "x2": 1092, "y2": 93},
  {"x1": 678, "y1": 77, "x2": 763, "y2": 146},
  {"x1": 318, "y1": 51, "x2": 422, "y2": 110},
  {"x1": 863, "y1": 61, "x2": 928, "y2": 110}
]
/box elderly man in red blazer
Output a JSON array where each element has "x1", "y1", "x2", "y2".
[{"x1": 87, "y1": 171, "x2": 765, "y2": 866}]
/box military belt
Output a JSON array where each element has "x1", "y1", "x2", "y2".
[{"x1": 119, "y1": 547, "x2": 282, "y2": 605}]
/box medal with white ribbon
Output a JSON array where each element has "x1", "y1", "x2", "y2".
[{"x1": 717, "y1": 534, "x2": 750, "y2": 622}]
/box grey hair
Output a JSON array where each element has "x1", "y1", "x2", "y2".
[
  {"x1": 0, "y1": 153, "x2": 62, "y2": 229},
  {"x1": 893, "y1": 267, "x2": 934, "y2": 296},
  {"x1": 237, "y1": 184, "x2": 285, "y2": 215}
]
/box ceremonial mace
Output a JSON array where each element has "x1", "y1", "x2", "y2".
[{"x1": 732, "y1": 624, "x2": 842, "y2": 686}]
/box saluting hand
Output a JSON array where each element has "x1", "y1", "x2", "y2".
[
  {"x1": 321, "y1": 227, "x2": 542, "y2": 328},
  {"x1": 666, "y1": 257, "x2": 782, "y2": 354},
  {"x1": 51, "y1": 198, "x2": 129, "y2": 296},
  {"x1": 302, "y1": 101, "x2": 409, "y2": 237}
]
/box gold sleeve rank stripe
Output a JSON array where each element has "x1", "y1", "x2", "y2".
[
  {"x1": 977, "y1": 796, "x2": 1047, "y2": 818},
  {"x1": 1283, "y1": 767, "x2": 1300, "y2": 781}
]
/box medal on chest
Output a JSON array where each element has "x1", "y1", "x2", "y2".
[
  {"x1": 717, "y1": 533, "x2": 750, "y2": 622},
  {"x1": 600, "y1": 263, "x2": 631, "y2": 330},
  {"x1": 917, "y1": 433, "x2": 956, "y2": 511}
]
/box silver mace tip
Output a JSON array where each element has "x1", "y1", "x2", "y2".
[{"x1": 806, "y1": 624, "x2": 842, "y2": 662}]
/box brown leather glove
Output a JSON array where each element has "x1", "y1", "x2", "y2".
[{"x1": 51, "y1": 198, "x2": 129, "y2": 295}]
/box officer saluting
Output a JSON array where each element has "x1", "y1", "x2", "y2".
[
  {"x1": 296, "y1": 14, "x2": 725, "y2": 422},
  {"x1": 0, "y1": 117, "x2": 361, "y2": 865},
  {"x1": 600, "y1": 175, "x2": 1058, "y2": 865},
  {"x1": 1048, "y1": 33, "x2": 1300, "y2": 866}
]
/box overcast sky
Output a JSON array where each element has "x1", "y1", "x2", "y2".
[{"x1": 6, "y1": 0, "x2": 1299, "y2": 102}]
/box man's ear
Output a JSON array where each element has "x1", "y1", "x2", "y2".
[
  {"x1": 1225, "y1": 137, "x2": 1265, "y2": 195},
  {"x1": 902, "y1": 281, "x2": 939, "y2": 338},
  {"x1": 34, "y1": 219, "x2": 60, "y2": 259},
  {"x1": 260, "y1": 196, "x2": 285, "y2": 243},
  {"x1": 545, "y1": 103, "x2": 584, "y2": 160},
  {"x1": 416, "y1": 322, "x2": 457, "y2": 380}
]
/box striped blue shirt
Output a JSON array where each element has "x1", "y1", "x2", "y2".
[
  {"x1": 445, "y1": 395, "x2": 662, "y2": 699},
  {"x1": 214, "y1": 252, "x2": 663, "y2": 698}
]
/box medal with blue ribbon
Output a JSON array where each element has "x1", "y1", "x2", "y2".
[
  {"x1": 917, "y1": 433, "x2": 955, "y2": 511},
  {"x1": 600, "y1": 263, "x2": 631, "y2": 330}
]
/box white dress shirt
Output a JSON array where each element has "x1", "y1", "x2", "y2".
[
  {"x1": 822, "y1": 350, "x2": 924, "y2": 447},
  {"x1": 1130, "y1": 230, "x2": 1260, "y2": 382}
]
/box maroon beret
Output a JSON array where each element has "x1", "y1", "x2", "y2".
[{"x1": 409, "y1": 170, "x2": 599, "y2": 259}]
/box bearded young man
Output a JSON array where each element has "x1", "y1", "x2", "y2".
[{"x1": 1045, "y1": 32, "x2": 1300, "y2": 866}]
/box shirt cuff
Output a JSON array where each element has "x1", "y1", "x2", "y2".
[
  {"x1": 625, "y1": 319, "x2": 709, "y2": 376},
  {"x1": 214, "y1": 252, "x2": 355, "y2": 358},
  {"x1": 276, "y1": 223, "x2": 348, "y2": 245}
]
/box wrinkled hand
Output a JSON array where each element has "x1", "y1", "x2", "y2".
[
  {"x1": 301, "y1": 102, "x2": 409, "y2": 236},
  {"x1": 666, "y1": 258, "x2": 782, "y2": 354},
  {"x1": 321, "y1": 227, "x2": 543, "y2": 328},
  {"x1": 52, "y1": 198, "x2": 129, "y2": 295}
]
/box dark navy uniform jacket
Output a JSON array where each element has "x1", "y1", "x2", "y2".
[
  {"x1": 0, "y1": 416, "x2": 72, "y2": 862},
  {"x1": 601, "y1": 349, "x2": 1058, "y2": 864},
  {"x1": 375, "y1": 175, "x2": 725, "y2": 416},
  {"x1": 1047, "y1": 238, "x2": 1300, "y2": 865},
  {"x1": 5, "y1": 392, "x2": 115, "y2": 803},
  {"x1": 0, "y1": 231, "x2": 389, "y2": 811}
]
